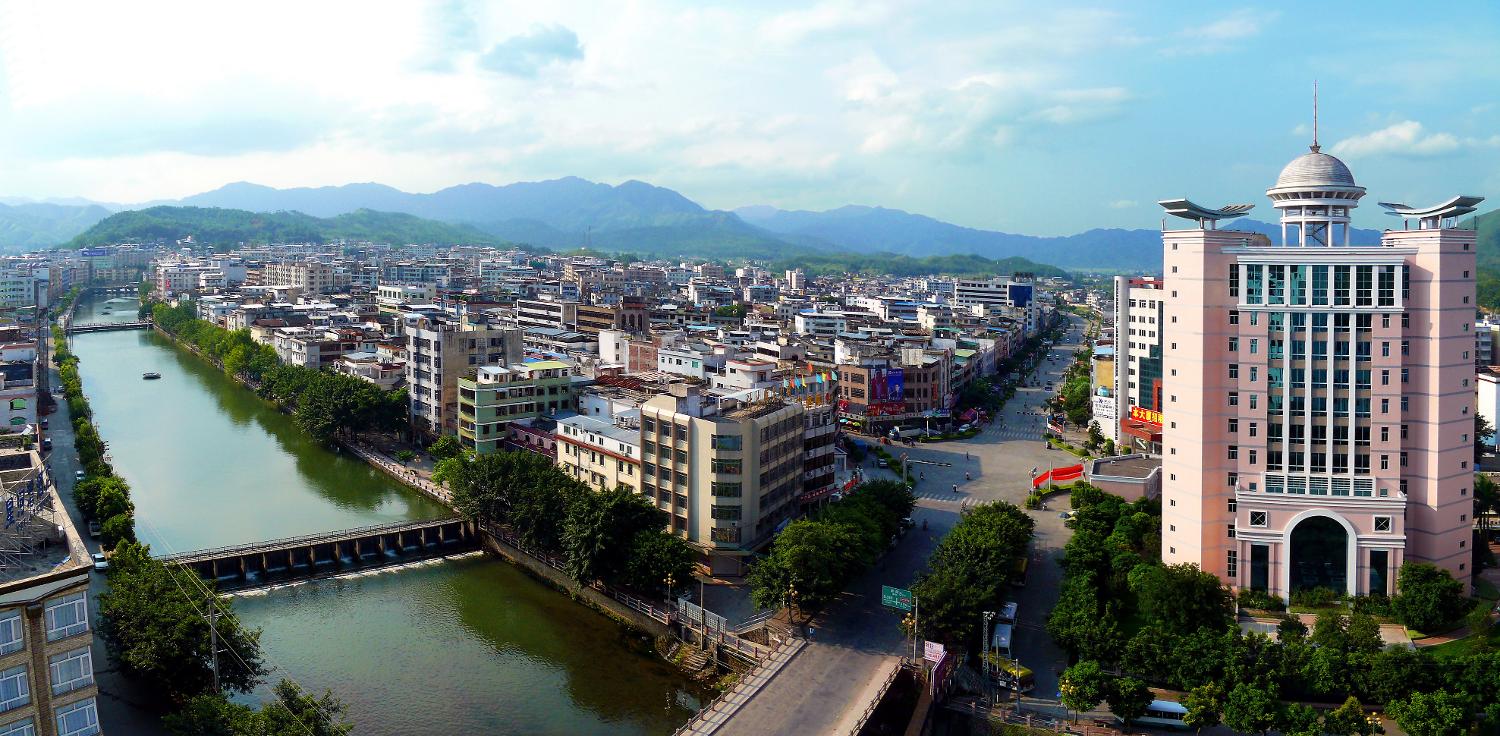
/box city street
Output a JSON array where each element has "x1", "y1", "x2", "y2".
[
  {"x1": 44, "y1": 357, "x2": 164, "y2": 736},
  {"x1": 710, "y1": 315, "x2": 1091, "y2": 733}
]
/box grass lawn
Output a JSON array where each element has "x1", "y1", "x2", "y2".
[{"x1": 1426, "y1": 625, "x2": 1500, "y2": 661}]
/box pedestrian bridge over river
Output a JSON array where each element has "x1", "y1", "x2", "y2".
[{"x1": 158, "y1": 517, "x2": 475, "y2": 591}]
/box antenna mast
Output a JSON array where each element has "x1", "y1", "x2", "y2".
[{"x1": 1311, "y1": 80, "x2": 1320, "y2": 152}]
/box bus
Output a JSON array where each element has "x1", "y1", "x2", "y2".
[
  {"x1": 1010, "y1": 556, "x2": 1029, "y2": 588},
  {"x1": 1118, "y1": 700, "x2": 1188, "y2": 729},
  {"x1": 990, "y1": 658, "x2": 1034, "y2": 694}
]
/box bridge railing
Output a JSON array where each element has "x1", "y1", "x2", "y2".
[{"x1": 158, "y1": 516, "x2": 464, "y2": 563}]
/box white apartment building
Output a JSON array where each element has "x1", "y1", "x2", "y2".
[
  {"x1": 262, "y1": 261, "x2": 336, "y2": 295},
  {"x1": 556, "y1": 415, "x2": 643, "y2": 494},
  {"x1": 954, "y1": 276, "x2": 1039, "y2": 333},
  {"x1": 405, "y1": 315, "x2": 524, "y2": 437},
  {"x1": 793, "y1": 310, "x2": 846, "y2": 338},
  {"x1": 1111, "y1": 276, "x2": 1165, "y2": 448}
]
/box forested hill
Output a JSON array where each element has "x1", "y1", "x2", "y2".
[{"x1": 66, "y1": 206, "x2": 505, "y2": 248}]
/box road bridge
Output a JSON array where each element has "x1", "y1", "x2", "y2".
[{"x1": 158, "y1": 517, "x2": 474, "y2": 591}]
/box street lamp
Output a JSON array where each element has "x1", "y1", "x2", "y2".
[{"x1": 981, "y1": 611, "x2": 996, "y2": 703}]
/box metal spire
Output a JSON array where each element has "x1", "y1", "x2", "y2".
[{"x1": 1311, "y1": 80, "x2": 1320, "y2": 153}]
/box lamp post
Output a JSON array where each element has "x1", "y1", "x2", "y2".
[{"x1": 981, "y1": 610, "x2": 995, "y2": 705}]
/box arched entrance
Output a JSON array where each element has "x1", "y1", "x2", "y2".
[{"x1": 1289, "y1": 515, "x2": 1349, "y2": 593}]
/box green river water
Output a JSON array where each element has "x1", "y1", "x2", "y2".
[{"x1": 71, "y1": 295, "x2": 701, "y2": 735}]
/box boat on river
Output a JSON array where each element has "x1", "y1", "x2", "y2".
[{"x1": 142, "y1": 372, "x2": 161, "y2": 380}]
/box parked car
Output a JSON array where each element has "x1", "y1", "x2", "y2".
[
  {"x1": 74, "y1": 470, "x2": 84, "y2": 481},
  {"x1": 41, "y1": 438, "x2": 51, "y2": 452},
  {"x1": 876, "y1": 458, "x2": 889, "y2": 468},
  {"x1": 39, "y1": 419, "x2": 47, "y2": 430},
  {"x1": 91, "y1": 553, "x2": 108, "y2": 572},
  {"x1": 87, "y1": 520, "x2": 100, "y2": 538}
]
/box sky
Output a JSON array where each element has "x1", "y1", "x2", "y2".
[{"x1": 1, "y1": 0, "x2": 1498, "y2": 235}]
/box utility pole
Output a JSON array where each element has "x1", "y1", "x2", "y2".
[{"x1": 209, "y1": 601, "x2": 220, "y2": 693}]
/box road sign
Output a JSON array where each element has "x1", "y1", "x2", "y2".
[{"x1": 882, "y1": 585, "x2": 914, "y2": 611}]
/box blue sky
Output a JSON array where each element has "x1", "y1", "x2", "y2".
[{"x1": 1, "y1": 1, "x2": 1497, "y2": 234}]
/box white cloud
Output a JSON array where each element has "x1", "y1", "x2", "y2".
[
  {"x1": 1329, "y1": 121, "x2": 1476, "y2": 158},
  {"x1": 1163, "y1": 8, "x2": 1277, "y2": 56},
  {"x1": 1108, "y1": 200, "x2": 1138, "y2": 209}
]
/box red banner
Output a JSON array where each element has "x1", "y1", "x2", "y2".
[{"x1": 1033, "y1": 464, "x2": 1084, "y2": 488}]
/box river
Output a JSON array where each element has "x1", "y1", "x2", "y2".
[{"x1": 70, "y1": 294, "x2": 701, "y2": 734}]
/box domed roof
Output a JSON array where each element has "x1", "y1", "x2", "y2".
[{"x1": 1274, "y1": 149, "x2": 1357, "y2": 189}]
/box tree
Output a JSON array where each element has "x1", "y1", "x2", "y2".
[
  {"x1": 1128, "y1": 563, "x2": 1234, "y2": 636},
  {"x1": 426, "y1": 435, "x2": 464, "y2": 462},
  {"x1": 1476, "y1": 414, "x2": 1494, "y2": 461},
  {"x1": 1323, "y1": 696, "x2": 1381, "y2": 736},
  {"x1": 164, "y1": 694, "x2": 260, "y2": 736},
  {"x1": 1223, "y1": 681, "x2": 1280, "y2": 736},
  {"x1": 1277, "y1": 703, "x2": 1323, "y2": 736},
  {"x1": 1386, "y1": 690, "x2": 1469, "y2": 736},
  {"x1": 1059, "y1": 660, "x2": 1111, "y2": 717},
  {"x1": 913, "y1": 501, "x2": 1033, "y2": 648},
  {"x1": 259, "y1": 680, "x2": 354, "y2": 736},
  {"x1": 1106, "y1": 676, "x2": 1153, "y2": 723},
  {"x1": 97, "y1": 542, "x2": 266, "y2": 703},
  {"x1": 620, "y1": 529, "x2": 695, "y2": 596},
  {"x1": 748, "y1": 519, "x2": 864, "y2": 612},
  {"x1": 562, "y1": 486, "x2": 666, "y2": 585},
  {"x1": 1391, "y1": 562, "x2": 1467, "y2": 632},
  {"x1": 1086, "y1": 421, "x2": 1104, "y2": 450},
  {"x1": 1182, "y1": 682, "x2": 1225, "y2": 735}
]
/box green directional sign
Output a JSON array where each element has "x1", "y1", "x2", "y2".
[{"x1": 882, "y1": 585, "x2": 913, "y2": 612}]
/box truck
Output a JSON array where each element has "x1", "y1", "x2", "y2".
[{"x1": 887, "y1": 427, "x2": 925, "y2": 440}]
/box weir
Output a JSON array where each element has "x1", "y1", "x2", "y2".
[
  {"x1": 66, "y1": 321, "x2": 152, "y2": 334},
  {"x1": 157, "y1": 517, "x2": 475, "y2": 591}
]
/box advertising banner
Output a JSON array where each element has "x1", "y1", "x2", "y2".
[{"x1": 924, "y1": 640, "x2": 945, "y2": 662}]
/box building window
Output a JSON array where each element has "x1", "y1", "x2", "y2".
[
  {"x1": 710, "y1": 482, "x2": 742, "y2": 498},
  {"x1": 1226, "y1": 550, "x2": 1238, "y2": 579},
  {"x1": 54, "y1": 698, "x2": 98, "y2": 736},
  {"x1": 48, "y1": 648, "x2": 92, "y2": 696},
  {"x1": 1227, "y1": 445, "x2": 1238, "y2": 460},
  {"x1": 0, "y1": 666, "x2": 27, "y2": 713},
  {"x1": 1228, "y1": 364, "x2": 1238, "y2": 379},
  {"x1": 710, "y1": 505, "x2": 742, "y2": 520},
  {"x1": 0, "y1": 613, "x2": 19, "y2": 656},
  {"x1": 1228, "y1": 498, "x2": 1237, "y2": 512},
  {"x1": 1249, "y1": 511, "x2": 1267, "y2": 527},
  {"x1": 45, "y1": 594, "x2": 88, "y2": 642},
  {"x1": 0, "y1": 718, "x2": 34, "y2": 736},
  {"x1": 1374, "y1": 516, "x2": 1392, "y2": 533},
  {"x1": 1227, "y1": 524, "x2": 1236, "y2": 539},
  {"x1": 1228, "y1": 418, "x2": 1238, "y2": 434}
]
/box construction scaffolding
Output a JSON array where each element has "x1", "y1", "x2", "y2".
[{"x1": 0, "y1": 453, "x2": 60, "y2": 574}]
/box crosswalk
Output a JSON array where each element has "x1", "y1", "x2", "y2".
[
  {"x1": 985, "y1": 428, "x2": 1044, "y2": 442},
  {"x1": 913, "y1": 488, "x2": 984, "y2": 508}
]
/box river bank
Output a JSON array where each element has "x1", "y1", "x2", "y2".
[{"x1": 72, "y1": 294, "x2": 705, "y2": 734}]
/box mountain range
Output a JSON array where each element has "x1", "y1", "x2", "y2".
[{"x1": 5, "y1": 178, "x2": 1492, "y2": 281}]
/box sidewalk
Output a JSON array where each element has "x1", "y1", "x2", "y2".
[{"x1": 344, "y1": 440, "x2": 451, "y2": 506}]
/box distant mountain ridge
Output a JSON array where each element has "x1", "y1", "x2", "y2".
[
  {"x1": 68, "y1": 207, "x2": 506, "y2": 249},
  {"x1": 734, "y1": 204, "x2": 1385, "y2": 272},
  {"x1": 0, "y1": 202, "x2": 114, "y2": 251}
]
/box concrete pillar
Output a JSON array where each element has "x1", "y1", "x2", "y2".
[
  {"x1": 240, "y1": 555, "x2": 247, "y2": 579},
  {"x1": 211, "y1": 559, "x2": 219, "y2": 579}
]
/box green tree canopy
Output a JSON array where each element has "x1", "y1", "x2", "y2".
[
  {"x1": 1391, "y1": 562, "x2": 1468, "y2": 632},
  {"x1": 98, "y1": 542, "x2": 266, "y2": 703},
  {"x1": 1127, "y1": 562, "x2": 1234, "y2": 636},
  {"x1": 1386, "y1": 690, "x2": 1469, "y2": 736}
]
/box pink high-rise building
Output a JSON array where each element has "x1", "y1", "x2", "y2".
[{"x1": 1159, "y1": 143, "x2": 1484, "y2": 598}]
